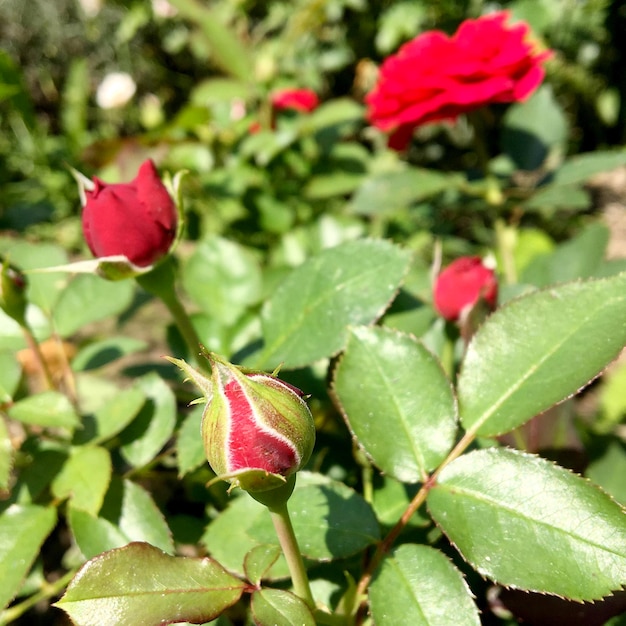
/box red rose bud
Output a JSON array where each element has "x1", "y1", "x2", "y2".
[
  {"x1": 169, "y1": 353, "x2": 315, "y2": 494},
  {"x1": 433, "y1": 256, "x2": 498, "y2": 322},
  {"x1": 366, "y1": 11, "x2": 552, "y2": 150},
  {"x1": 271, "y1": 88, "x2": 320, "y2": 113},
  {"x1": 81, "y1": 159, "x2": 177, "y2": 267}
]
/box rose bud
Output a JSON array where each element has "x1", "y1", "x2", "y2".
[
  {"x1": 81, "y1": 159, "x2": 177, "y2": 268},
  {"x1": 0, "y1": 257, "x2": 28, "y2": 325},
  {"x1": 433, "y1": 256, "x2": 498, "y2": 322},
  {"x1": 168, "y1": 352, "x2": 316, "y2": 494},
  {"x1": 270, "y1": 88, "x2": 319, "y2": 113}
]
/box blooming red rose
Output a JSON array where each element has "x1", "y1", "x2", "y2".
[
  {"x1": 366, "y1": 11, "x2": 552, "y2": 149},
  {"x1": 271, "y1": 88, "x2": 320, "y2": 113},
  {"x1": 433, "y1": 256, "x2": 498, "y2": 322},
  {"x1": 81, "y1": 159, "x2": 177, "y2": 267}
]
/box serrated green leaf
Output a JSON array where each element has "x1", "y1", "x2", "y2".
[
  {"x1": 8, "y1": 390, "x2": 80, "y2": 429},
  {"x1": 119, "y1": 373, "x2": 176, "y2": 467},
  {"x1": 0, "y1": 504, "x2": 57, "y2": 610},
  {"x1": 427, "y1": 448, "x2": 626, "y2": 601},
  {"x1": 458, "y1": 273, "x2": 626, "y2": 437},
  {"x1": 54, "y1": 542, "x2": 245, "y2": 626},
  {"x1": 177, "y1": 405, "x2": 206, "y2": 477},
  {"x1": 333, "y1": 326, "x2": 457, "y2": 482},
  {"x1": 369, "y1": 544, "x2": 480, "y2": 626},
  {"x1": 244, "y1": 544, "x2": 282, "y2": 586},
  {"x1": 52, "y1": 274, "x2": 134, "y2": 338},
  {"x1": 202, "y1": 473, "x2": 380, "y2": 577},
  {"x1": 0, "y1": 350, "x2": 22, "y2": 403},
  {"x1": 552, "y1": 149, "x2": 626, "y2": 186},
  {"x1": 586, "y1": 442, "x2": 626, "y2": 505},
  {"x1": 51, "y1": 446, "x2": 111, "y2": 515},
  {"x1": 256, "y1": 240, "x2": 412, "y2": 369},
  {"x1": 251, "y1": 588, "x2": 315, "y2": 626},
  {"x1": 182, "y1": 236, "x2": 262, "y2": 325}
]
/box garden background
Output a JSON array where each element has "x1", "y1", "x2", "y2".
[{"x1": 1, "y1": 0, "x2": 626, "y2": 625}]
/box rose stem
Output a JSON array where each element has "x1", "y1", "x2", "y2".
[
  {"x1": 135, "y1": 258, "x2": 208, "y2": 372},
  {"x1": 267, "y1": 501, "x2": 315, "y2": 608}
]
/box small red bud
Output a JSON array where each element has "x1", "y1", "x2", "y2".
[
  {"x1": 270, "y1": 88, "x2": 319, "y2": 113},
  {"x1": 433, "y1": 256, "x2": 498, "y2": 322},
  {"x1": 81, "y1": 159, "x2": 177, "y2": 267}
]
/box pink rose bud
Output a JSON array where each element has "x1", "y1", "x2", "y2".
[
  {"x1": 171, "y1": 353, "x2": 315, "y2": 494},
  {"x1": 270, "y1": 88, "x2": 320, "y2": 113},
  {"x1": 433, "y1": 256, "x2": 498, "y2": 322},
  {"x1": 81, "y1": 159, "x2": 177, "y2": 268}
]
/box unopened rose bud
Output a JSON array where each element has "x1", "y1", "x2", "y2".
[
  {"x1": 169, "y1": 353, "x2": 315, "y2": 494},
  {"x1": 270, "y1": 88, "x2": 319, "y2": 113},
  {"x1": 0, "y1": 258, "x2": 27, "y2": 324},
  {"x1": 433, "y1": 256, "x2": 498, "y2": 322},
  {"x1": 80, "y1": 159, "x2": 177, "y2": 268}
]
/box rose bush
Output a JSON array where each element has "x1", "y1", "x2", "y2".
[
  {"x1": 81, "y1": 159, "x2": 177, "y2": 267},
  {"x1": 366, "y1": 11, "x2": 551, "y2": 149},
  {"x1": 433, "y1": 255, "x2": 498, "y2": 321}
]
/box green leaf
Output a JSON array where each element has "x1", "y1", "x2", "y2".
[
  {"x1": 349, "y1": 168, "x2": 458, "y2": 216},
  {"x1": 75, "y1": 385, "x2": 146, "y2": 445},
  {"x1": 72, "y1": 337, "x2": 148, "y2": 371},
  {"x1": 52, "y1": 274, "x2": 134, "y2": 337},
  {"x1": 0, "y1": 350, "x2": 21, "y2": 403},
  {"x1": 521, "y1": 222, "x2": 609, "y2": 287},
  {"x1": 8, "y1": 390, "x2": 80, "y2": 429},
  {"x1": 251, "y1": 588, "x2": 315, "y2": 626},
  {"x1": 190, "y1": 77, "x2": 252, "y2": 105},
  {"x1": 502, "y1": 85, "x2": 568, "y2": 170},
  {"x1": 458, "y1": 273, "x2": 626, "y2": 437},
  {"x1": 69, "y1": 508, "x2": 128, "y2": 560},
  {"x1": 5, "y1": 241, "x2": 69, "y2": 313},
  {"x1": 427, "y1": 448, "x2": 626, "y2": 601},
  {"x1": 51, "y1": 446, "x2": 112, "y2": 515},
  {"x1": 165, "y1": 0, "x2": 252, "y2": 81},
  {"x1": 182, "y1": 236, "x2": 262, "y2": 325},
  {"x1": 54, "y1": 542, "x2": 245, "y2": 626},
  {"x1": 586, "y1": 442, "x2": 626, "y2": 505},
  {"x1": 0, "y1": 504, "x2": 57, "y2": 610},
  {"x1": 552, "y1": 149, "x2": 626, "y2": 186},
  {"x1": 244, "y1": 544, "x2": 282, "y2": 586},
  {"x1": 369, "y1": 544, "x2": 480, "y2": 626},
  {"x1": 177, "y1": 405, "x2": 206, "y2": 477},
  {"x1": 202, "y1": 473, "x2": 380, "y2": 577},
  {"x1": 0, "y1": 418, "x2": 11, "y2": 493},
  {"x1": 120, "y1": 373, "x2": 177, "y2": 467},
  {"x1": 257, "y1": 239, "x2": 412, "y2": 369},
  {"x1": 333, "y1": 326, "x2": 457, "y2": 482}
]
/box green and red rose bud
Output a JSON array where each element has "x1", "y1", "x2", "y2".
[
  {"x1": 169, "y1": 353, "x2": 315, "y2": 495},
  {"x1": 0, "y1": 257, "x2": 27, "y2": 325}
]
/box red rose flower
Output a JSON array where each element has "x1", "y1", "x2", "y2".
[
  {"x1": 81, "y1": 159, "x2": 177, "y2": 267},
  {"x1": 433, "y1": 256, "x2": 498, "y2": 322},
  {"x1": 270, "y1": 88, "x2": 320, "y2": 113},
  {"x1": 366, "y1": 11, "x2": 552, "y2": 149}
]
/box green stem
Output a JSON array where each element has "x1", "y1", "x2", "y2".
[
  {"x1": 136, "y1": 258, "x2": 207, "y2": 370},
  {"x1": 267, "y1": 501, "x2": 315, "y2": 608},
  {"x1": 354, "y1": 428, "x2": 480, "y2": 623},
  {"x1": 0, "y1": 568, "x2": 77, "y2": 625}
]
